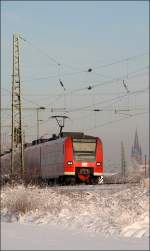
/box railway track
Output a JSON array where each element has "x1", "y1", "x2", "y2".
[{"x1": 42, "y1": 182, "x2": 139, "y2": 193}]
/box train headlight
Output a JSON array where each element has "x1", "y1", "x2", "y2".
[
  {"x1": 67, "y1": 161, "x2": 73, "y2": 165},
  {"x1": 96, "y1": 162, "x2": 101, "y2": 166}
]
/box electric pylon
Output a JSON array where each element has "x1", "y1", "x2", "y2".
[{"x1": 11, "y1": 33, "x2": 24, "y2": 180}]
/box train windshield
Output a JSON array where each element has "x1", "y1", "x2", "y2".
[{"x1": 73, "y1": 138, "x2": 96, "y2": 162}]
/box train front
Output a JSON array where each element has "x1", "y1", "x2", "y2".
[{"x1": 64, "y1": 135, "x2": 103, "y2": 184}]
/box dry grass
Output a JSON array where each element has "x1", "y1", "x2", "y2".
[
  {"x1": 1, "y1": 185, "x2": 43, "y2": 214},
  {"x1": 1, "y1": 185, "x2": 70, "y2": 216},
  {"x1": 103, "y1": 172, "x2": 143, "y2": 184}
]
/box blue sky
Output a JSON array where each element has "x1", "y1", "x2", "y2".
[
  {"x1": 1, "y1": 1, "x2": 149, "y2": 168},
  {"x1": 2, "y1": 1, "x2": 149, "y2": 54}
]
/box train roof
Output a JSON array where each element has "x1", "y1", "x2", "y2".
[
  {"x1": 24, "y1": 132, "x2": 97, "y2": 148},
  {"x1": 30, "y1": 132, "x2": 96, "y2": 145},
  {"x1": 0, "y1": 132, "x2": 102, "y2": 157},
  {"x1": 0, "y1": 132, "x2": 100, "y2": 156},
  {"x1": 60, "y1": 131, "x2": 96, "y2": 138}
]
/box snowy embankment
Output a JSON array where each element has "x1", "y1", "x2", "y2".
[{"x1": 1, "y1": 179, "x2": 149, "y2": 239}]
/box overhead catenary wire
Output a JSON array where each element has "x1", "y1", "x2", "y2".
[
  {"x1": 1, "y1": 35, "x2": 149, "y2": 145},
  {"x1": 20, "y1": 35, "x2": 149, "y2": 74},
  {"x1": 17, "y1": 35, "x2": 149, "y2": 110},
  {"x1": 46, "y1": 68, "x2": 149, "y2": 109},
  {"x1": 19, "y1": 35, "x2": 149, "y2": 81},
  {"x1": 84, "y1": 111, "x2": 149, "y2": 132},
  {"x1": 93, "y1": 51, "x2": 149, "y2": 70},
  {"x1": 1, "y1": 86, "x2": 46, "y2": 109},
  {"x1": 58, "y1": 110, "x2": 148, "y2": 133},
  {"x1": 66, "y1": 87, "x2": 149, "y2": 113},
  {"x1": 62, "y1": 89, "x2": 148, "y2": 128},
  {"x1": 46, "y1": 68, "x2": 148, "y2": 107},
  {"x1": 2, "y1": 85, "x2": 148, "y2": 117},
  {"x1": 64, "y1": 66, "x2": 149, "y2": 95},
  {"x1": 20, "y1": 35, "x2": 90, "y2": 72},
  {"x1": 21, "y1": 63, "x2": 148, "y2": 82},
  {"x1": 2, "y1": 80, "x2": 148, "y2": 112},
  {"x1": 49, "y1": 88, "x2": 148, "y2": 127},
  {"x1": 65, "y1": 108, "x2": 146, "y2": 129},
  {"x1": 14, "y1": 37, "x2": 149, "y2": 114}
]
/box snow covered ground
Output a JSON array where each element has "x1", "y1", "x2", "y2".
[
  {"x1": 1, "y1": 222, "x2": 149, "y2": 250},
  {"x1": 1, "y1": 179, "x2": 149, "y2": 250}
]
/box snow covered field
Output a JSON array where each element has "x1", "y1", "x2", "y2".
[
  {"x1": 1, "y1": 222, "x2": 149, "y2": 250},
  {"x1": 1, "y1": 180, "x2": 149, "y2": 250}
]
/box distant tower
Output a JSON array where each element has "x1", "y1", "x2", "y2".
[
  {"x1": 131, "y1": 129, "x2": 142, "y2": 164},
  {"x1": 121, "y1": 141, "x2": 126, "y2": 177}
]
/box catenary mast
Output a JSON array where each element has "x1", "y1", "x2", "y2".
[{"x1": 11, "y1": 33, "x2": 24, "y2": 180}]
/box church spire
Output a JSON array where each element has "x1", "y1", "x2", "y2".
[
  {"x1": 131, "y1": 129, "x2": 142, "y2": 164},
  {"x1": 133, "y1": 128, "x2": 140, "y2": 153}
]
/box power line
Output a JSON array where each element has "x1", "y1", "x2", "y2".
[
  {"x1": 1, "y1": 92, "x2": 128, "y2": 97},
  {"x1": 21, "y1": 63, "x2": 148, "y2": 82},
  {"x1": 85, "y1": 111, "x2": 148, "y2": 132},
  {"x1": 45, "y1": 68, "x2": 148, "y2": 107},
  {"x1": 94, "y1": 52, "x2": 149, "y2": 70},
  {"x1": 21, "y1": 35, "x2": 149, "y2": 73},
  {"x1": 60, "y1": 66, "x2": 149, "y2": 96},
  {"x1": 21, "y1": 35, "x2": 86, "y2": 72},
  {"x1": 2, "y1": 86, "x2": 148, "y2": 117},
  {"x1": 3, "y1": 57, "x2": 148, "y2": 112},
  {"x1": 1, "y1": 86, "x2": 45, "y2": 108},
  {"x1": 65, "y1": 108, "x2": 148, "y2": 131},
  {"x1": 18, "y1": 35, "x2": 149, "y2": 82},
  {"x1": 66, "y1": 87, "x2": 148, "y2": 113},
  {"x1": 20, "y1": 35, "x2": 61, "y2": 66},
  {"x1": 22, "y1": 69, "x2": 85, "y2": 81}
]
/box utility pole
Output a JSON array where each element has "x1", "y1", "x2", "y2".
[
  {"x1": 121, "y1": 141, "x2": 126, "y2": 179},
  {"x1": 36, "y1": 107, "x2": 46, "y2": 139},
  {"x1": 11, "y1": 33, "x2": 24, "y2": 180},
  {"x1": 37, "y1": 108, "x2": 40, "y2": 140},
  {"x1": 144, "y1": 155, "x2": 147, "y2": 177}
]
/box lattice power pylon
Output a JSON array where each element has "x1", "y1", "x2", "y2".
[{"x1": 11, "y1": 33, "x2": 24, "y2": 180}]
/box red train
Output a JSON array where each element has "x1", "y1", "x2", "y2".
[{"x1": 1, "y1": 132, "x2": 104, "y2": 185}]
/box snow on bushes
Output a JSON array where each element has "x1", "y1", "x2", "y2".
[{"x1": 1, "y1": 181, "x2": 149, "y2": 238}]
